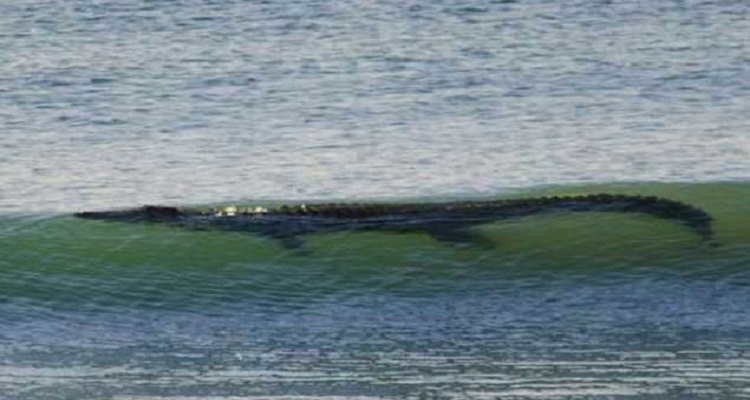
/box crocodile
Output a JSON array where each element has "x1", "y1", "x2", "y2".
[{"x1": 75, "y1": 194, "x2": 715, "y2": 249}]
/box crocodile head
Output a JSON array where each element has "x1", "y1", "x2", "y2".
[{"x1": 75, "y1": 205, "x2": 183, "y2": 222}]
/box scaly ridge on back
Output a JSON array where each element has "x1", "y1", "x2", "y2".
[{"x1": 75, "y1": 194, "x2": 715, "y2": 243}]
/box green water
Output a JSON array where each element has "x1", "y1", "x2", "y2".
[
  {"x1": 2, "y1": 182, "x2": 748, "y2": 309},
  {"x1": 2, "y1": 182, "x2": 749, "y2": 399},
  {"x1": 4, "y1": 0, "x2": 749, "y2": 396},
  {"x1": 0, "y1": 183, "x2": 750, "y2": 400}
]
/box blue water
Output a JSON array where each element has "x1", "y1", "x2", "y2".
[{"x1": 1, "y1": 1, "x2": 750, "y2": 398}]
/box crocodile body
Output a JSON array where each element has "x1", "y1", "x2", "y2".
[{"x1": 75, "y1": 194, "x2": 714, "y2": 249}]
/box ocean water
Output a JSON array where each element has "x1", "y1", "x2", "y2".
[{"x1": 1, "y1": 0, "x2": 750, "y2": 399}]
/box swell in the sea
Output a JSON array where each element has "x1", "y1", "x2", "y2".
[{"x1": 1, "y1": 182, "x2": 748, "y2": 313}]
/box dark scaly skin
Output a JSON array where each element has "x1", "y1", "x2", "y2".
[{"x1": 75, "y1": 194, "x2": 714, "y2": 248}]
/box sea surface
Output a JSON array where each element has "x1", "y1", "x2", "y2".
[{"x1": 1, "y1": 0, "x2": 750, "y2": 399}]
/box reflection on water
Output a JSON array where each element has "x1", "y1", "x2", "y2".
[
  {"x1": 3, "y1": 282, "x2": 750, "y2": 398},
  {"x1": 1, "y1": 0, "x2": 749, "y2": 213}
]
